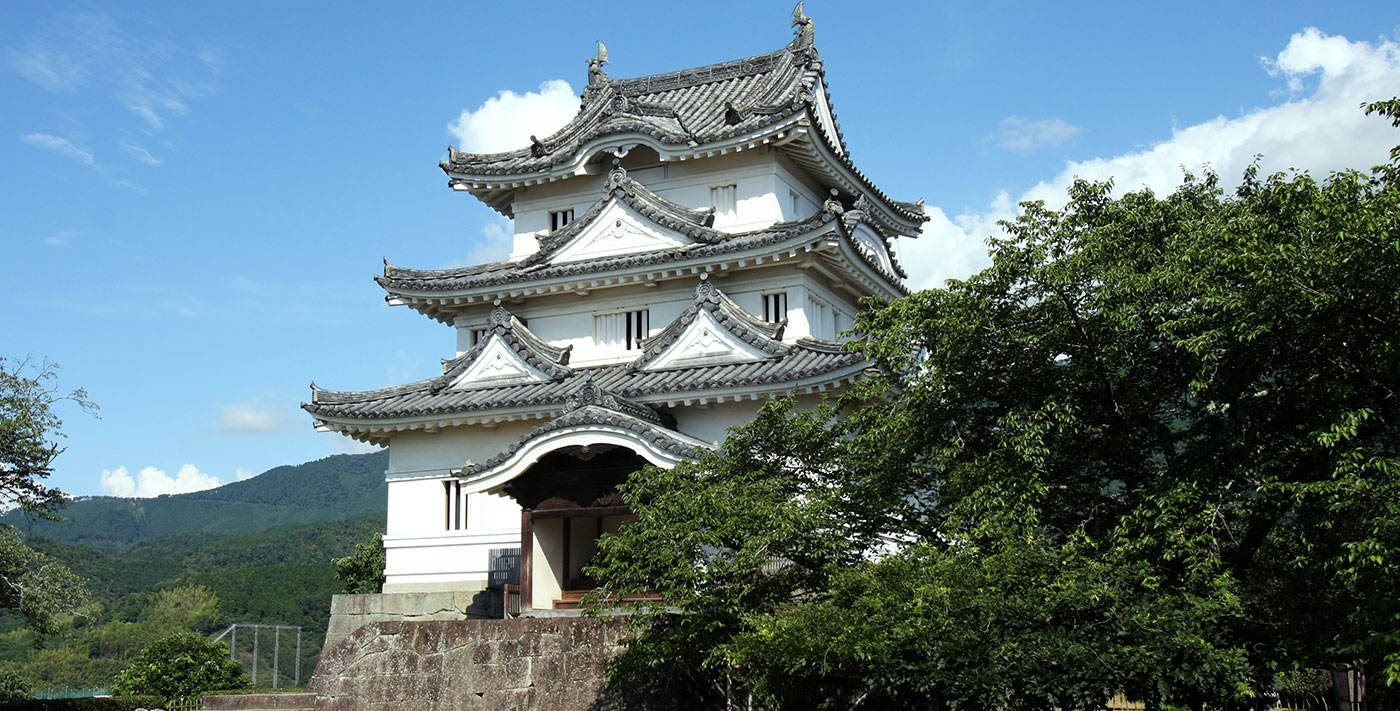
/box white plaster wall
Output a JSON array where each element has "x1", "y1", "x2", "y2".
[
  {"x1": 387, "y1": 423, "x2": 537, "y2": 478},
  {"x1": 509, "y1": 149, "x2": 798, "y2": 261},
  {"x1": 382, "y1": 526, "x2": 519, "y2": 592}
]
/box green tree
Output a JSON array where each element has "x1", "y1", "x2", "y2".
[
  {"x1": 1, "y1": 357, "x2": 97, "y2": 517},
  {"x1": 0, "y1": 357, "x2": 94, "y2": 637},
  {"x1": 332, "y1": 532, "x2": 384, "y2": 594},
  {"x1": 111, "y1": 631, "x2": 246, "y2": 703},
  {"x1": 589, "y1": 101, "x2": 1400, "y2": 709},
  {"x1": 140, "y1": 584, "x2": 221, "y2": 635}
]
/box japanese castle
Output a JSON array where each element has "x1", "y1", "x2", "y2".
[{"x1": 304, "y1": 7, "x2": 925, "y2": 614}]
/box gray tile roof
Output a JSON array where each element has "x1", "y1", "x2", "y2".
[
  {"x1": 303, "y1": 292, "x2": 861, "y2": 425},
  {"x1": 377, "y1": 184, "x2": 908, "y2": 300},
  {"x1": 377, "y1": 209, "x2": 836, "y2": 293},
  {"x1": 439, "y1": 34, "x2": 927, "y2": 232},
  {"x1": 443, "y1": 45, "x2": 816, "y2": 177}
]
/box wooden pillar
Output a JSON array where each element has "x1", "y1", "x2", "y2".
[
  {"x1": 562, "y1": 517, "x2": 572, "y2": 592},
  {"x1": 520, "y1": 509, "x2": 533, "y2": 612}
]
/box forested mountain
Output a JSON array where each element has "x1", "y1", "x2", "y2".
[{"x1": 1, "y1": 451, "x2": 388, "y2": 550}]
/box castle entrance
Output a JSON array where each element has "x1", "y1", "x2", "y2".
[{"x1": 503, "y1": 444, "x2": 645, "y2": 611}]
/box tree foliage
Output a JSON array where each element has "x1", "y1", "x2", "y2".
[
  {"x1": 332, "y1": 533, "x2": 384, "y2": 594},
  {"x1": 588, "y1": 102, "x2": 1400, "y2": 709},
  {"x1": 110, "y1": 632, "x2": 245, "y2": 703},
  {"x1": 0, "y1": 358, "x2": 96, "y2": 519}
]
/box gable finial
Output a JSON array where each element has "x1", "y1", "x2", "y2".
[
  {"x1": 790, "y1": 2, "x2": 814, "y2": 47},
  {"x1": 588, "y1": 41, "x2": 611, "y2": 86}
]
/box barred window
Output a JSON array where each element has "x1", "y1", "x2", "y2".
[
  {"x1": 762, "y1": 292, "x2": 788, "y2": 323},
  {"x1": 550, "y1": 209, "x2": 574, "y2": 231},
  {"x1": 595, "y1": 309, "x2": 650, "y2": 351}
]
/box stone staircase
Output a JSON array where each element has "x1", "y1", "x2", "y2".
[
  {"x1": 552, "y1": 589, "x2": 662, "y2": 610},
  {"x1": 200, "y1": 692, "x2": 315, "y2": 711}
]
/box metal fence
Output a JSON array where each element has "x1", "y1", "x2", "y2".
[{"x1": 212, "y1": 623, "x2": 303, "y2": 689}]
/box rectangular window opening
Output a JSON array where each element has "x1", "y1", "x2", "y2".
[
  {"x1": 762, "y1": 292, "x2": 788, "y2": 323},
  {"x1": 550, "y1": 209, "x2": 575, "y2": 231},
  {"x1": 594, "y1": 309, "x2": 650, "y2": 351},
  {"x1": 444, "y1": 480, "x2": 466, "y2": 530},
  {"x1": 470, "y1": 327, "x2": 489, "y2": 346}
]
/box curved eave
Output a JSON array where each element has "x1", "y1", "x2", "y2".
[
  {"x1": 379, "y1": 224, "x2": 868, "y2": 323},
  {"x1": 303, "y1": 359, "x2": 870, "y2": 444},
  {"x1": 445, "y1": 120, "x2": 809, "y2": 219},
  {"x1": 457, "y1": 421, "x2": 714, "y2": 494}
]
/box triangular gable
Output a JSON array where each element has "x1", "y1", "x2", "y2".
[
  {"x1": 447, "y1": 334, "x2": 554, "y2": 389},
  {"x1": 549, "y1": 199, "x2": 692, "y2": 264},
  {"x1": 643, "y1": 309, "x2": 774, "y2": 371},
  {"x1": 636, "y1": 277, "x2": 789, "y2": 372}
]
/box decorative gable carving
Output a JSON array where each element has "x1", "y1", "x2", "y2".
[
  {"x1": 448, "y1": 335, "x2": 553, "y2": 389},
  {"x1": 550, "y1": 199, "x2": 691, "y2": 264},
  {"x1": 643, "y1": 309, "x2": 773, "y2": 370}
]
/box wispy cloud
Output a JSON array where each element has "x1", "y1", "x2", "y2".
[
  {"x1": 10, "y1": 12, "x2": 221, "y2": 161},
  {"x1": 903, "y1": 28, "x2": 1400, "y2": 291},
  {"x1": 218, "y1": 399, "x2": 292, "y2": 434},
  {"x1": 121, "y1": 139, "x2": 162, "y2": 166},
  {"x1": 45, "y1": 230, "x2": 76, "y2": 248},
  {"x1": 996, "y1": 116, "x2": 1082, "y2": 151},
  {"x1": 21, "y1": 132, "x2": 93, "y2": 164}
]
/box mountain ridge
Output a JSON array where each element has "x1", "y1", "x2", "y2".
[{"x1": 1, "y1": 450, "x2": 389, "y2": 551}]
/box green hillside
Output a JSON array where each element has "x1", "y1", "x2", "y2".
[
  {"x1": 2, "y1": 451, "x2": 388, "y2": 550},
  {"x1": 2, "y1": 513, "x2": 387, "y2": 690}
]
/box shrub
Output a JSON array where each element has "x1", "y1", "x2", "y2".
[
  {"x1": 110, "y1": 632, "x2": 246, "y2": 703},
  {"x1": 0, "y1": 672, "x2": 31, "y2": 703}
]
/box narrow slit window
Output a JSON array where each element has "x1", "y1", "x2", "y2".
[
  {"x1": 444, "y1": 480, "x2": 466, "y2": 530},
  {"x1": 762, "y1": 292, "x2": 788, "y2": 323},
  {"x1": 550, "y1": 209, "x2": 574, "y2": 231}
]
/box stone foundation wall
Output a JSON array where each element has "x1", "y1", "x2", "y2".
[
  {"x1": 309, "y1": 617, "x2": 628, "y2": 711},
  {"x1": 322, "y1": 590, "x2": 502, "y2": 654}
]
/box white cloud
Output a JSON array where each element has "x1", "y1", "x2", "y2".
[
  {"x1": 21, "y1": 133, "x2": 94, "y2": 164},
  {"x1": 448, "y1": 79, "x2": 579, "y2": 154},
  {"x1": 997, "y1": 116, "x2": 1082, "y2": 151},
  {"x1": 329, "y1": 438, "x2": 383, "y2": 455},
  {"x1": 234, "y1": 468, "x2": 256, "y2": 481},
  {"x1": 445, "y1": 219, "x2": 514, "y2": 269},
  {"x1": 218, "y1": 400, "x2": 289, "y2": 433},
  {"x1": 902, "y1": 28, "x2": 1400, "y2": 292},
  {"x1": 99, "y1": 464, "x2": 223, "y2": 497}
]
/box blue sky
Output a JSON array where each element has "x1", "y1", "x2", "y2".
[{"x1": 3, "y1": 1, "x2": 1398, "y2": 499}]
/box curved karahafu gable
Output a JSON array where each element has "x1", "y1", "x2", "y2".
[
  {"x1": 439, "y1": 14, "x2": 926, "y2": 237},
  {"x1": 454, "y1": 378, "x2": 713, "y2": 489}
]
